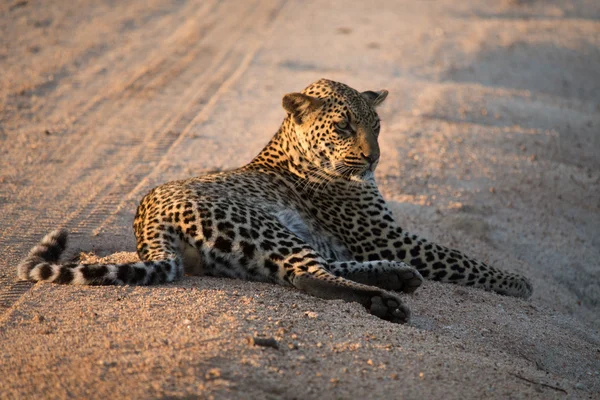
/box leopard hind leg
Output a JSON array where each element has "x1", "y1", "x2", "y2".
[{"x1": 256, "y1": 244, "x2": 412, "y2": 323}]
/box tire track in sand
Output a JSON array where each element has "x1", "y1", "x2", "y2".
[{"x1": 0, "y1": 0, "x2": 288, "y2": 315}]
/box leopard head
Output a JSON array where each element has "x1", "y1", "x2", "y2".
[{"x1": 281, "y1": 79, "x2": 388, "y2": 181}]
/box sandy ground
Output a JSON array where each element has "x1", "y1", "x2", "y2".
[{"x1": 1, "y1": 0, "x2": 599, "y2": 398}]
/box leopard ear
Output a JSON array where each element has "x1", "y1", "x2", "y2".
[
  {"x1": 282, "y1": 93, "x2": 323, "y2": 124},
  {"x1": 361, "y1": 90, "x2": 388, "y2": 107}
]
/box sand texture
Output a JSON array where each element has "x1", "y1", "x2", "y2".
[{"x1": 1, "y1": 0, "x2": 599, "y2": 398}]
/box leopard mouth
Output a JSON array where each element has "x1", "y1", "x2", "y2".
[{"x1": 331, "y1": 161, "x2": 372, "y2": 180}]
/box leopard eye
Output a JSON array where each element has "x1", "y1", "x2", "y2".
[
  {"x1": 334, "y1": 120, "x2": 353, "y2": 135},
  {"x1": 336, "y1": 120, "x2": 348, "y2": 130}
]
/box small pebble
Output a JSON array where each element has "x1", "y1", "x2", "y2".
[
  {"x1": 247, "y1": 336, "x2": 279, "y2": 349},
  {"x1": 205, "y1": 368, "x2": 221, "y2": 380}
]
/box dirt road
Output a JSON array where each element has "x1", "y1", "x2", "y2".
[{"x1": 1, "y1": 0, "x2": 599, "y2": 398}]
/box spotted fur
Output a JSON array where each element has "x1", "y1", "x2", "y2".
[{"x1": 17, "y1": 79, "x2": 532, "y2": 323}]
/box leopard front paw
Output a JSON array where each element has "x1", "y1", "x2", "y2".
[
  {"x1": 393, "y1": 264, "x2": 423, "y2": 294},
  {"x1": 374, "y1": 263, "x2": 423, "y2": 294},
  {"x1": 369, "y1": 292, "x2": 410, "y2": 323}
]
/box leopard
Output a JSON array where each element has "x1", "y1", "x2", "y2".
[{"x1": 17, "y1": 79, "x2": 532, "y2": 323}]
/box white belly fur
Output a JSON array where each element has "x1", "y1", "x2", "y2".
[{"x1": 275, "y1": 209, "x2": 352, "y2": 261}]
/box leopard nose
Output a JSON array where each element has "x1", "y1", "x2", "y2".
[{"x1": 361, "y1": 152, "x2": 379, "y2": 165}]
